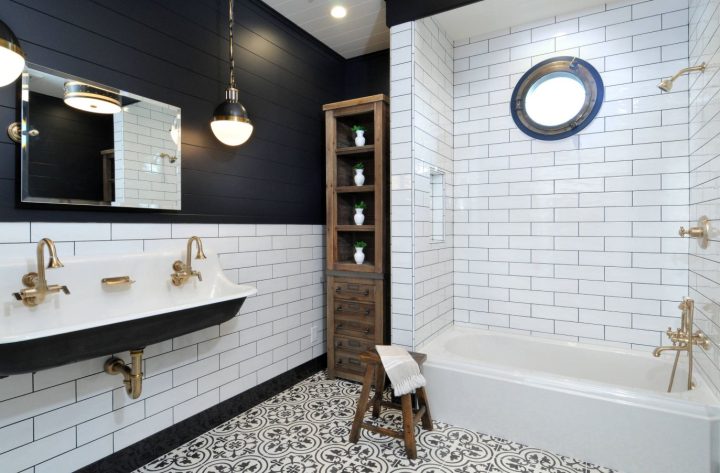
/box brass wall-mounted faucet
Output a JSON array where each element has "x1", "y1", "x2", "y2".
[
  {"x1": 653, "y1": 297, "x2": 710, "y2": 392},
  {"x1": 12, "y1": 238, "x2": 70, "y2": 306},
  {"x1": 171, "y1": 236, "x2": 207, "y2": 286}
]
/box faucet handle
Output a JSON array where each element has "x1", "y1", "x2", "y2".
[{"x1": 193, "y1": 270, "x2": 203, "y2": 282}]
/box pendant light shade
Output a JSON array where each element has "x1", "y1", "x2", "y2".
[
  {"x1": 64, "y1": 81, "x2": 122, "y2": 114},
  {"x1": 0, "y1": 19, "x2": 25, "y2": 87},
  {"x1": 211, "y1": 0, "x2": 253, "y2": 146}
]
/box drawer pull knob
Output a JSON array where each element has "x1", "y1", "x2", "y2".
[{"x1": 336, "y1": 306, "x2": 343, "y2": 312}]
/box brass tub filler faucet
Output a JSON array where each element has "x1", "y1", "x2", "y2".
[
  {"x1": 171, "y1": 236, "x2": 207, "y2": 286},
  {"x1": 12, "y1": 238, "x2": 70, "y2": 306},
  {"x1": 653, "y1": 297, "x2": 710, "y2": 392}
]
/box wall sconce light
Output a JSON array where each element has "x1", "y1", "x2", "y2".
[
  {"x1": 0, "y1": 19, "x2": 25, "y2": 87},
  {"x1": 210, "y1": 0, "x2": 253, "y2": 147},
  {"x1": 658, "y1": 63, "x2": 706, "y2": 92},
  {"x1": 64, "y1": 81, "x2": 122, "y2": 114}
]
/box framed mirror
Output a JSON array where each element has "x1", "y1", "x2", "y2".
[
  {"x1": 17, "y1": 64, "x2": 182, "y2": 210},
  {"x1": 510, "y1": 56, "x2": 603, "y2": 141}
]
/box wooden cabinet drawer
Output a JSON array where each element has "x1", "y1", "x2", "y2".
[
  {"x1": 335, "y1": 319, "x2": 374, "y2": 339},
  {"x1": 333, "y1": 280, "x2": 375, "y2": 302},
  {"x1": 335, "y1": 350, "x2": 365, "y2": 375},
  {"x1": 334, "y1": 335, "x2": 375, "y2": 354},
  {"x1": 334, "y1": 300, "x2": 375, "y2": 321}
]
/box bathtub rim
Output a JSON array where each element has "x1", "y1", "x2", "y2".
[{"x1": 423, "y1": 326, "x2": 720, "y2": 418}]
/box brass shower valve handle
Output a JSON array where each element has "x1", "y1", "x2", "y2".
[{"x1": 678, "y1": 216, "x2": 710, "y2": 249}]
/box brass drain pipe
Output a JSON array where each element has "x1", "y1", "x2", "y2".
[{"x1": 104, "y1": 349, "x2": 144, "y2": 399}]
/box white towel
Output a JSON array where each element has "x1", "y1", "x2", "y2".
[{"x1": 376, "y1": 345, "x2": 426, "y2": 397}]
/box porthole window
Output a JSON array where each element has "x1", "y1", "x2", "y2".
[{"x1": 510, "y1": 56, "x2": 604, "y2": 141}]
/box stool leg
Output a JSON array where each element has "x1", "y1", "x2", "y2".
[
  {"x1": 349, "y1": 364, "x2": 374, "y2": 444},
  {"x1": 416, "y1": 386, "x2": 433, "y2": 431},
  {"x1": 371, "y1": 364, "x2": 386, "y2": 418},
  {"x1": 401, "y1": 393, "x2": 417, "y2": 459}
]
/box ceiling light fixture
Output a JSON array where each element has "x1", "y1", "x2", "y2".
[
  {"x1": 0, "y1": 19, "x2": 25, "y2": 87},
  {"x1": 211, "y1": 0, "x2": 253, "y2": 147},
  {"x1": 331, "y1": 5, "x2": 347, "y2": 18},
  {"x1": 64, "y1": 81, "x2": 122, "y2": 114}
]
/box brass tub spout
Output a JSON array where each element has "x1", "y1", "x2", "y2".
[
  {"x1": 652, "y1": 298, "x2": 710, "y2": 392},
  {"x1": 104, "y1": 350, "x2": 144, "y2": 399}
]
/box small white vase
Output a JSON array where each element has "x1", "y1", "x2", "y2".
[
  {"x1": 354, "y1": 169, "x2": 365, "y2": 186},
  {"x1": 354, "y1": 208, "x2": 365, "y2": 225},
  {"x1": 354, "y1": 130, "x2": 366, "y2": 147},
  {"x1": 354, "y1": 248, "x2": 365, "y2": 264}
]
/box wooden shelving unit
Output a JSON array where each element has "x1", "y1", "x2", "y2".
[{"x1": 324, "y1": 94, "x2": 389, "y2": 382}]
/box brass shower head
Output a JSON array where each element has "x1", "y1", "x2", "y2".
[{"x1": 658, "y1": 63, "x2": 706, "y2": 92}]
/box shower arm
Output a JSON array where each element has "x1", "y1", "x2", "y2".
[{"x1": 669, "y1": 63, "x2": 706, "y2": 83}]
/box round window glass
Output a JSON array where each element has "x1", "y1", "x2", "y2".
[
  {"x1": 511, "y1": 57, "x2": 603, "y2": 141},
  {"x1": 525, "y1": 72, "x2": 587, "y2": 127}
]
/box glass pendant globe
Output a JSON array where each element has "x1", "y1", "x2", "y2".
[
  {"x1": 0, "y1": 45, "x2": 24, "y2": 87},
  {"x1": 210, "y1": 119, "x2": 253, "y2": 146}
]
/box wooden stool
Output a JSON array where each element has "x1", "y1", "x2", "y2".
[{"x1": 349, "y1": 349, "x2": 432, "y2": 459}]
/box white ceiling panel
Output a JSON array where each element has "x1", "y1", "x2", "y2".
[
  {"x1": 262, "y1": 0, "x2": 389, "y2": 59},
  {"x1": 262, "y1": 0, "x2": 611, "y2": 59},
  {"x1": 433, "y1": 0, "x2": 609, "y2": 41}
]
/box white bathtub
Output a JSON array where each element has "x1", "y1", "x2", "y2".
[{"x1": 422, "y1": 326, "x2": 720, "y2": 473}]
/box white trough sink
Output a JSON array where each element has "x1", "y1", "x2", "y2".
[{"x1": 0, "y1": 249, "x2": 256, "y2": 376}]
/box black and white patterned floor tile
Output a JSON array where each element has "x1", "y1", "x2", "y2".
[{"x1": 136, "y1": 372, "x2": 617, "y2": 473}]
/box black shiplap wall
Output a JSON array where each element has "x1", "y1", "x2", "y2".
[
  {"x1": 0, "y1": 0, "x2": 357, "y2": 224},
  {"x1": 345, "y1": 49, "x2": 390, "y2": 98}
]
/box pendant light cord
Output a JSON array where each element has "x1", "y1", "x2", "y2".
[{"x1": 228, "y1": 0, "x2": 236, "y2": 89}]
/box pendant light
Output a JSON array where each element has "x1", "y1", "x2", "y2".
[
  {"x1": 64, "y1": 81, "x2": 122, "y2": 114},
  {"x1": 211, "y1": 0, "x2": 253, "y2": 146},
  {"x1": 0, "y1": 19, "x2": 25, "y2": 87}
]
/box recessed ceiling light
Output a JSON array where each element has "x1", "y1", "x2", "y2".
[{"x1": 331, "y1": 5, "x2": 347, "y2": 18}]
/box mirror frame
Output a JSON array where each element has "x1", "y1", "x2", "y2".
[
  {"x1": 19, "y1": 63, "x2": 182, "y2": 210},
  {"x1": 510, "y1": 56, "x2": 604, "y2": 141}
]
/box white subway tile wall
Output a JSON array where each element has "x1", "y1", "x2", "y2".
[
  {"x1": 391, "y1": 0, "x2": 692, "y2": 351},
  {"x1": 391, "y1": 17, "x2": 455, "y2": 350},
  {"x1": 113, "y1": 101, "x2": 181, "y2": 210},
  {"x1": 689, "y1": 0, "x2": 720, "y2": 397},
  {"x1": 0, "y1": 222, "x2": 325, "y2": 472}
]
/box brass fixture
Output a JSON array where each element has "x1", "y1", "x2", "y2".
[
  {"x1": 101, "y1": 275, "x2": 135, "y2": 287},
  {"x1": 679, "y1": 216, "x2": 710, "y2": 249},
  {"x1": 171, "y1": 236, "x2": 207, "y2": 286},
  {"x1": 653, "y1": 297, "x2": 710, "y2": 392},
  {"x1": 7, "y1": 121, "x2": 39, "y2": 144},
  {"x1": 104, "y1": 350, "x2": 144, "y2": 399},
  {"x1": 159, "y1": 152, "x2": 177, "y2": 164},
  {"x1": 12, "y1": 238, "x2": 70, "y2": 306},
  {"x1": 658, "y1": 63, "x2": 706, "y2": 92}
]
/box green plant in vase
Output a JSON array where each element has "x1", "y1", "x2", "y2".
[
  {"x1": 353, "y1": 162, "x2": 365, "y2": 186},
  {"x1": 354, "y1": 201, "x2": 366, "y2": 226},
  {"x1": 354, "y1": 240, "x2": 367, "y2": 265},
  {"x1": 352, "y1": 125, "x2": 366, "y2": 146}
]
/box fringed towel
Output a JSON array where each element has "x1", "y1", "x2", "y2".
[{"x1": 376, "y1": 345, "x2": 426, "y2": 397}]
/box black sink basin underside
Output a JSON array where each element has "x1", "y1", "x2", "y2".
[{"x1": 0, "y1": 298, "x2": 246, "y2": 377}]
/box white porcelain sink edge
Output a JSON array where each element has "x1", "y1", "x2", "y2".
[{"x1": 0, "y1": 250, "x2": 257, "y2": 344}]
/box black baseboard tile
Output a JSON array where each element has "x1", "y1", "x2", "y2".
[{"x1": 77, "y1": 354, "x2": 327, "y2": 473}]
